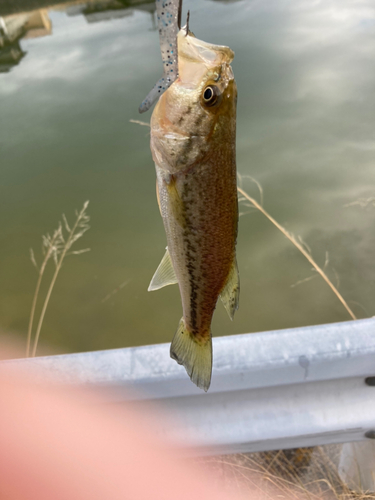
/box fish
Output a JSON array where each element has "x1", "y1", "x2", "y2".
[{"x1": 148, "y1": 26, "x2": 239, "y2": 392}]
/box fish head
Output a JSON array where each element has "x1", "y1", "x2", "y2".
[{"x1": 150, "y1": 28, "x2": 237, "y2": 174}]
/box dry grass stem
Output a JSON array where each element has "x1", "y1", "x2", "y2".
[
  {"x1": 129, "y1": 119, "x2": 150, "y2": 127},
  {"x1": 237, "y1": 185, "x2": 357, "y2": 321},
  {"x1": 101, "y1": 279, "x2": 130, "y2": 303},
  {"x1": 202, "y1": 446, "x2": 372, "y2": 499},
  {"x1": 26, "y1": 230, "x2": 61, "y2": 357},
  {"x1": 27, "y1": 201, "x2": 91, "y2": 357}
]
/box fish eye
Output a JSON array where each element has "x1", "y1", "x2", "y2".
[{"x1": 202, "y1": 85, "x2": 221, "y2": 107}]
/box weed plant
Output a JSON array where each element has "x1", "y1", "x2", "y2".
[
  {"x1": 201, "y1": 446, "x2": 373, "y2": 499},
  {"x1": 237, "y1": 175, "x2": 356, "y2": 320},
  {"x1": 26, "y1": 201, "x2": 90, "y2": 357}
]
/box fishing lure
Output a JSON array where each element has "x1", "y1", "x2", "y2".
[{"x1": 139, "y1": 0, "x2": 182, "y2": 113}]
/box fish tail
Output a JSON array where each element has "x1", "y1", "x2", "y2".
[{"x1": 170, "y1": 318, "x2": 212, "y2": 392}]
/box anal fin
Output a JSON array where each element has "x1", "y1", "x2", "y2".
[
  {"x1": 148, "y1": 247, "x2": 178, "y2": 291},
  {"x1": 220, "y1": 258, "x2": 240, "y2": 320}
]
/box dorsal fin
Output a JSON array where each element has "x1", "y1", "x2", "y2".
[{"x1": 148, "y1": 247, "x2": 178, "y2": 291}]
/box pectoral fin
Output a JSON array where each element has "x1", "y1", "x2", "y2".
[
  {"x1": 166, "y1": 175, "x2": 186, "y2": 228},
  {"x1": 148, "y1": 247, "x2": 178, "y2": 291},
  {"x1": 220, "y1": 258, "x2": 240, "y2": 320},
  {"x1": 156, "y1": 180, "x2": 161, "y2": 215}
]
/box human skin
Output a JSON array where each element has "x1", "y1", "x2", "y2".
[
  {"x1": 0, "y1": 366, "x2": 236, "y2": 500},
  {"x1": 0, "y1": 354, "x2": 294, "y2": 500}
]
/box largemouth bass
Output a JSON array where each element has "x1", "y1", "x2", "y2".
[{"x1": 149, "y1": 27, "x2": 239, "y2": 392}]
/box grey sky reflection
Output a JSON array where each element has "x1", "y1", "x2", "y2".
[{"x1": 1, "y1": 0, "x2": 374, "y2": 351}]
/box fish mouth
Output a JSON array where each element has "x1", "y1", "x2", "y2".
[
  {"x1": 177, "y1": 28, "x2": 235, "y2": 88},
  {"x1": 178, "y1": 28, "x2": 234, "y2": 67}
]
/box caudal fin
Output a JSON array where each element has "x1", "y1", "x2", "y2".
[{"x1": 170, "y1": 318, "x2": 212, "y2": 392}]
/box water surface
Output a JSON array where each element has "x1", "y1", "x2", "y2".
[{"x1": 1, "y1": 0, "x2": 374, "y2": 355}]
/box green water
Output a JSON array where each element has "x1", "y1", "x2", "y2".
[{"x1": 1, "y1": 0, "x2": 374, "y2": 355}]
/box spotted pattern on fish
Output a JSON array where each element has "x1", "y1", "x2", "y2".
[
  {"x1": 157, "y1": 137, "x2": 237, "y2": 343},
  {"x1": 150, "y1": 29, "x2": 238, "y2": 389}
]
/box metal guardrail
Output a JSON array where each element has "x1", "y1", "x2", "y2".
[{"x1": 7, "y1": 317, "x2": 375, "y2": 457}]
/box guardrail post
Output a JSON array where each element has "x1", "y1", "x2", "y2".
[{"x1": 339, "y1": 441, "x2": 375, "y2": 493}]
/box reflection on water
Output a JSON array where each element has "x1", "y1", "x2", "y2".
[
  {"x1": 0, "y1": 10, "x2": 51, "y2": 72},
  {"x1": 0, "y1": 0, "x2": 156, "y2": 72},
  {"x1": 1, "y1": 0, "x2": 375, "y2": 355},
  {"x1": 66, "y1": 0, "x2": 155, "y2": 24}
]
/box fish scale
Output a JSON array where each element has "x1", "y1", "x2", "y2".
[{"x1": 149, "y1": 28, "x2": 239, "y2": 391}]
